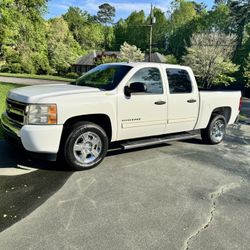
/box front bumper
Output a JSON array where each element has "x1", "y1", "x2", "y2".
[{"x1": 1, "y1": 112, "x2": 63, "y2": 155}]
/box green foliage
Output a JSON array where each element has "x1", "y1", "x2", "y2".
[
  {"x1": 63, "y1": 7, "x2": 89, "y2": 44},
  {"x1": 149, "y1": 8, "x2": 169, "y2": 52},
  {"x1": 0, "y1": 0, "x2": 248, "y2": 90},
  {"x1": 63, "y1": 7, "x2": 106, "y2": 50},
  {"x1": 229, "y1": 0, "x2": 250, "y2": 57},
  {"x1": 183, "y1": 33, "x2": 239, "y2": 88},
  {"x1": 119, "y1": 42, "x2": 145, "y2": 62},
  {"x1": 170, "y1": 0, "x2": 198, "y2": 30},
  {"x1": 165, "y1": 54, "x2": 177, "y2": 64},
  {"x1": 95, "y1": 55, "x2": 121, "y2": 65},
  {"x1": 0, "y1": 82, "x2": 21, "y2": 139},
  {"x1": 65, "y1": 72, "x2": 79, "y2": 79},
  {"x1": 113, "y1": 11, "x2": 148, "y2": 51},
  {"x1": 167, "y1": 0, "x2": 199, "y2": 59},
  {"x1": 0, "y1": 0, "x2": 50, "y2": 74},
  {"x1": 167, "y1": 2, "x2": 232, "y2": 59},
  {"x1": 213, "y1": 60, "x2": 239, "y2": 86},
  {"x1": 243, "y1": 54, "x2": 250, "y2": 87},
  {"x1": 46, "y1": 17, "x2": 81, "y2": 75}
]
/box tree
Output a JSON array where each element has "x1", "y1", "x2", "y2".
[
  {"x1": 113, "y1": 11, "x2": 148, "y2": 51},
  {"x1": 167, "y1": 0, "x2": 201, "y2": 58},
  {"x1": 229, "y1": 0, "x2": 250, "y2": 60},
  {"x1": 170, "y1": 0, "x2": 198, "y2": 32},
  {"x1": 0, "y1": 0, "x2": 50, "y2": 74},
  {"x1": 183, "y1": 33, "x2": 239, "y2": 88},
  {"x1": 63, "y1": 7, "x2": 106, "y2": 50},
  {"x1": 47, "y1": 17, "x2": 81, "y2": 75},
  {"x1": 97, "y1": 3, "x2": 115, "y2": 24},
  {"x1": 95, "y1": 4, "x2": 116, "y2": 49},
  {"x1": 63, "y1": 7, "x2": 89, "y2": 42},
  {"x1": 119, "y1": 42, "x2": 145, "y2": 62},
  {"x1": 167, "y1": 1, "x2": 232, "y2": 59},
  {"x1": 148, "y1": 8, "x2": 169, "y2": 52},
  {"x1": 243, "y1": 53, "x2": 250, "y2": 87}
]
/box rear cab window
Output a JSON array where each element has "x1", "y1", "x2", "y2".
[{"x1": 165, "y1": 68, "x2": 192, "y2": 94}]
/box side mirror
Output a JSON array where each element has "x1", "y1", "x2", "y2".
[{"x1": 124, "y1": 82, "x2": 147, "y2": 97}]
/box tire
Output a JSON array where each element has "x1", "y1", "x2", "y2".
[
  {"x1": 63, "y1": 122, "x2": 108, "y2": 171},
  {"x1": 201, "y1": 115, "x2": 227, "y2": 144}
]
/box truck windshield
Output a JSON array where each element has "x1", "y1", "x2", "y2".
[{"x1": 75, "y1": 65, "x2": 132, "y2": 90}]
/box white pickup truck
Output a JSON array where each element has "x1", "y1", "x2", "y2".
[{"x1": 1, "y1": 63, "x2": 241, "y2": 170}]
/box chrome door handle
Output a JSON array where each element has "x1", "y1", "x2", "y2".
[
  {"x1": 155, "y1": 100, "x2": 166, "y2": 105},
  {"x1": 187, "y1": 99, "x2": 197, "y2": 103}
]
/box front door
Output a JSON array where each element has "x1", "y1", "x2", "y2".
[{"x1": 117, "y1": 67, "x2": 167, "y2": 140}]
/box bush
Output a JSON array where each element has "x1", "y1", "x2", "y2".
[
  {"x1": 65, "y1": 72, "x2": 79, "y2": 79},
  {"x1": 165, "y1": 54, "x2": 178, "y2": 64},
  {"x1": 8, "y1": 63, "x2": 23, "y2": 73}
]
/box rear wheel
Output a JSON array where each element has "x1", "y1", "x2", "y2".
[
  {"x1": 63, "y1": 122, "x2": 108, "y2": 170},
  {"x1": 201, "y1": 115, "x2": 226, "y2": 144}
]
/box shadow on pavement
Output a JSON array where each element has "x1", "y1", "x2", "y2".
[{"x1": 0, "y1": 140, "x2": 73, "y2": 232}]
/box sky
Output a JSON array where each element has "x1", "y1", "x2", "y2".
[{"x1": 46, "y1": 0, "x2": 214, "y2": 21}]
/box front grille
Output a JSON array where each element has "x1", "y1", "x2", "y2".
[{"x1": 6, "y1": 99, "x2": 27, "y2": 125}]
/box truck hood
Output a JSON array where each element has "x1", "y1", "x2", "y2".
[{"x1": 8, "y1": 84, "x2": 100, "y2": 103}]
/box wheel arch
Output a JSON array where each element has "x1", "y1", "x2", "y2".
[
  {"x1": 210, "y1": 106, "x2": 232, "y2": 124},
  {"x1": 62, "y1": 114, "x2": 113, "y2": 142}
]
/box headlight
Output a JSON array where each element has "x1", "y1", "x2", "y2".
[{"x1": 27, "y1": 104, "x2": 57, "y2": 125}]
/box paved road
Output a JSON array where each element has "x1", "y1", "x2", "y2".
[
  {"x1": 0, "y1": 76, "x2": 70, "y2": 85},
  {"x1": 0, "y1": 124, "x2": 249, "y2": 249}
]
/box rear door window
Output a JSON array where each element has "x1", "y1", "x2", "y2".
[{"x1": 166, "y1": 68, "x2": 192, "y2": 94}]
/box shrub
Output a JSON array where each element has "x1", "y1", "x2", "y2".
[{"x1": 65, "y1": 72, "x2": 79, "y2": 79}]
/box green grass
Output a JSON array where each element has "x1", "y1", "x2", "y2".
[
  {"x1": 239, "y1": 113, "x2": 249, "y2": 121},
  {"x1": 0, "y1": 73, "x2": 74, "y2": 82},
  {"x1": 0, "y1": 82, "x2": 22, "y2": 140}
]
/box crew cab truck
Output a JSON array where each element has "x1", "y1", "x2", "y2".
[{"x1": 1, "y1": 63, "x2": 241, "y2": 170}]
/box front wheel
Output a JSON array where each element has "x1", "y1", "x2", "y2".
[
  {"x1": 63, "y1": 122, "x2": 108, "y2": 170},
  {"x1": 201, "y1": 115, "x2": 227, "y2": 144}
]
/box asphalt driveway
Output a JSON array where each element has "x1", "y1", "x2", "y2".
[{"x1": 0, "y1": 124, "x2": 249, "y2": 250}]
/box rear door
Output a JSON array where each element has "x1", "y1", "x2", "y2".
[
  {"x1": 117, "y1": 66, "x2": 167, "y2": 140},
  {"x1": 164, "y1": 67, "x2": 199, "y2": 133}
]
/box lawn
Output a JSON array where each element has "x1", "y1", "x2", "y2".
[
  {"x1": 0, "y1": 82, "x2": 22, "y2": 140},
  {"x1": 0, "y1": 72, "x2": 75, "y2": 82}
]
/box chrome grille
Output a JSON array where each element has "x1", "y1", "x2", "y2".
[{"x1": 6, "y1": 99, "x2": 27, "y2": 125}]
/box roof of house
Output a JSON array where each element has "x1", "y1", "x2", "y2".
[
  {"x1": 74, "y1": 51, "x2": 167, "y2": 66},
  {"x1": 144, "y1": 52, "x2": 167, "y2": 63},
  {"x1": 74, "y1": 51, "x2": 120, "y2": 66}
]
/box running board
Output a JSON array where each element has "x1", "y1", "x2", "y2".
[{"x1": 120, "y1": 132, "x2": 199, "y2": 150}]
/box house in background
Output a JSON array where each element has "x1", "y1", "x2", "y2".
[
  {"x1": 72, "y1": 51, "x2": 120, "y2": 74},
  {"x1": 72, "y1": 51, "x2": 167, "y2": 74},
  {"x1": 144, "y1": 52, "x2": 167, "y2": 64}
]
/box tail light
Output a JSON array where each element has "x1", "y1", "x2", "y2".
[{"x1": 239, "y1": 96, "x2": 243, "y2": 111}]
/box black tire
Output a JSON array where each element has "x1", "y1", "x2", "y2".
[
  {"x1": 63, "y1": 122, "x2": 108, "y2": 171},
  {"x1": 201, "y1": 115, "x2": 227, "y2": 144}
]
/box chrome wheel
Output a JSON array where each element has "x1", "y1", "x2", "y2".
[
  {"x1": 210, "y1": 119, "x2": 225, "y2": 143},
  {"x1": 73, "y1": 132, "x2": 102, "y2": 165}
]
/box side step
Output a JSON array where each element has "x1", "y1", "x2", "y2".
[{"x1": 120, "y1": 132, "x2": 199, "y2": 150}]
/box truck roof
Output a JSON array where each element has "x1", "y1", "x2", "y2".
[{"x1": 104, "y1": 62, "x2": 191, "y2": 70}]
